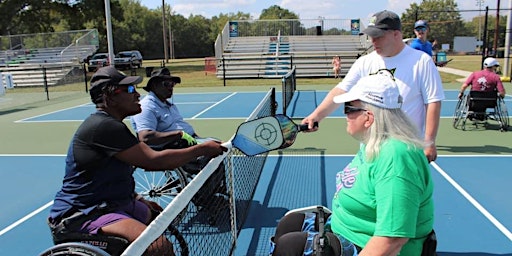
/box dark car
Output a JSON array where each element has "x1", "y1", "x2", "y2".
[
  {"x1": 88, "y1": 53, "x2": 109, "y2": 72},
  {"x1": 114, "y1": 50, "x2": 143, "y2": 70}
]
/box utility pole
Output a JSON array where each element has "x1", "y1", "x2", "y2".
[
  {"x1": 162, "y1": 0, "x2": 169, "y2": 63},
  {"x1": 493, "y1": 0, "x2": 501, "y2": 56},
  {"x1": 104, "y1": 0, "x2": 115, "y2": 67},
  {"x1": 476, "y1": 0, "x2": 485, "y2": 42},
  {"x1": 504, "y1": 0, "x2": 512, "y2": 77}
]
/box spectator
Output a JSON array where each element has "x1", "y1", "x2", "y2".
[
  {"x1": 302, "y1": 10, "x2": 444, "y2": 162},
  {"x1": 272, "y1": 71, "x2": 434, "y2": 255},
  {"x1": 47, "y1": 66, "x2": 226, "y2": 255},
  {"x1": 410, "y1": 20, "x2": 433, "y2": 56},
  {"x1": 458, "y1": 57, "x2": 506, "y2": 99},
  {"x1": 331, "y1": 55, "x2": 341, "y2": 78}
]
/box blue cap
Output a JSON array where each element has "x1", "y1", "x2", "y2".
[{"x1": 414, "y1": 20, "x2": 428, "y2": 29}]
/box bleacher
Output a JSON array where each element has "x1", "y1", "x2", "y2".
[
  {"x1": 214, "y1": 19, "x2": 371, "y2": 79},
  {"x1": 0, "y1": 29, "x2": 98, "y2": 87}
]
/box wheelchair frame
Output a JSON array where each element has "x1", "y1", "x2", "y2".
[
  {"x1": 453, "y1": 91, "x2": 509, "y2": 132},
  {"x1": 39, "y1": 224, "x2": 188, "y2": 256}
]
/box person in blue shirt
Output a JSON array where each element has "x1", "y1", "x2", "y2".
[
  {"x1": 409, "y1": 20, "x2": 447, "y2": 67},
  {"x1": 410, "y1": 20, "x2": 433, "y2": 56}
]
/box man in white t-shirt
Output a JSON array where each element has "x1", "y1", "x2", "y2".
[{"x1": 302, "y1": 10, "x2": 445, "y2": 162}]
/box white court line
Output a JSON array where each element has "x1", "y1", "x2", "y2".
[
  {"x1": 0, "y1": 201, "x2": 53, "y2": 236},
  {"x1": 15, "y1": 102, "x2": 92, "y2": 123},
  {"x1": 191, "y1": 92, "x2": 237, "y2": 119},
  {"x1": 431, "y1": 161, "x2": 512, "y2": 241}
]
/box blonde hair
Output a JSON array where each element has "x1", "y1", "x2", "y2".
[{"x1": 361, "y1": 102, "x2": 425, "y2": 161}]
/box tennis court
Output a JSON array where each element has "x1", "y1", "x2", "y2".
[{"x1": 1, "y1": 86, "x2": 511, "y2": 255}]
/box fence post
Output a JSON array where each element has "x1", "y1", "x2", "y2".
[
  {"x1": 222, "y1": 57, "x2": 226, "y2": 87},
  {"x1": 43, "y1": 67, "x2": 49, "y2": 100},
  {"x1": 83, "y1": 63, "x2": 88, "y2": 93}
]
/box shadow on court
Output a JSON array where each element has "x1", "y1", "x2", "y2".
[
  {"x1": 437, "y1": 144, "x2": 512, "y2": 154},
  {"x1": 438, "y1": 253, "x2": 512, "y2": 256}
]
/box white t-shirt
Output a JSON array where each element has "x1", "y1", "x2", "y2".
[{"x1": 336, "y1": 46, "x2": 444, "y2": 135}]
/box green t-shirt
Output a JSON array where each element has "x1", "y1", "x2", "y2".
[{"x1": 330, "y1": 139, "x2": 434, "y2": 255}]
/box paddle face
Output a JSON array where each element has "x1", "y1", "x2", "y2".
[
  {"x1": 231, "y1": 114, "x2": 316, "y2": 156},
  {"x1": 232, "y1": 116, "x2": 285, "y2": 156}
]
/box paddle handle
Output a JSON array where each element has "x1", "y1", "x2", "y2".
[{"x1": 298, "y1": 122, "x2": 318, "y2": 131}]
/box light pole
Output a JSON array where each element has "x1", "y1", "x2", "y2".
[
  {"x1": 476, "y1": 0, "x2": 485, "y2": 42},
  {"x1": 162, "y1": 0, "x2": 169, "y2": 63}
]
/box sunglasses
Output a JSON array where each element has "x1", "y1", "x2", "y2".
[
  {"x1": 415, "y1": 27, "x2": 427, "y2": 32},
  {"x1": 114, "y1": 85, "x2": 136, "y2": 94},
  {"x1": 344, "y1": 104, "x2": 368, "y2": 114}
]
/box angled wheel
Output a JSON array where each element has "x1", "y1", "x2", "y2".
[
  {"x1": 39, "y1": 242, "x2": 110, "y2": 256},
  {"x1": 496, "y1": 97, "x2": 509, "y2": 131},
  {"x1": 165, "y1": 225, "x2": 189, "y2": 256},
  {"x1": 134, "y1": 168, "x2": 191, "y2": 222},
  {"x1": 453, "y1": 94, "x2": 468, "y2": 129}
]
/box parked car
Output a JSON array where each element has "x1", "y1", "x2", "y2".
[
  {"x1": 114, "y1": 50, "x2": 143, "y2": 70},
  {"x1": 88, "y1": 53, "x2": 109, "y2": 72}
]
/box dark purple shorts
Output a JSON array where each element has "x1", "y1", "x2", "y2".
[{"x1": 81, "y1": 200, "x2": 150, "y2": 234}]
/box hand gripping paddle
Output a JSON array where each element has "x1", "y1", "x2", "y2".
[{"x1": 229, "y1": 114, "x2": 318, "y2": 156}]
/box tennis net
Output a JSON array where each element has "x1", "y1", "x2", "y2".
[
  {"x1": 123, "y1": 87, "x2": 277, "y2": 256},
  {"x1": 281, "y1": 66, "x2": 296, "y2": 115}
]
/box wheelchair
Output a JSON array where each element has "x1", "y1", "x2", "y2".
[
  {"x1": 272, "y1": 206, "x2": 437, "y2": 256},
  {"x1": 453, "y1": 91, "x2": 509, "y2": 132},
  {"x1": 39, "y1": 217, "x2": 189, "y2": 256}
]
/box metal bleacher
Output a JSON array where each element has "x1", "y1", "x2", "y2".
[
  {"x1": 214, "y1": 19, "x2": 371, "y2": 79},
  {"x1": 0, "y1": 29, "x2": 98, "y2": 87}
]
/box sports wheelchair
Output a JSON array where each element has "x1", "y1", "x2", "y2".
[
  {"x1": 39, "y1": 212, "x2": 188, "y2": 256},
  {"x1": 453, "y1": 91, "x2": 509, "y2": 132},
  {"x1": 271, "y1": 206, "x2": 437, "y2": 256}
]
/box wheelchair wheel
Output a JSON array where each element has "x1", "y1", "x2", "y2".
[
  {"x1": 496, "y1": 97, "x2": 509, "y2": 131},
  {"x1": 134, "y1": 167, "x2": 190, "y2": 222},
  {"x1": 39, "y1": 242, "x2": 110, "y2": 256},
  {"x1": 165, "y1": 225, "x2": 189, "y2": 256},
  {"x1": 453, "y1": 95, "x2": 468, "y2": 129}
]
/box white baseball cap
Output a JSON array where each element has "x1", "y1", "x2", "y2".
[
  {"x1": 483, "y1": 57, "x2": 499, "y2": 67},
  {"x1": 333, "y1": 70, "x2": 403, "y2": 109}
]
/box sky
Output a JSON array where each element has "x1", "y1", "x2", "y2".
[{"x1": 139, "y1": 0, "x2": 508, "y2": 23}]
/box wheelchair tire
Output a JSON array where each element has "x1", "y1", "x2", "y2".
[
  {"x1": 166, "y1": 225, "x2": 189, "y2": 256},
  {"x1": 134, "y1": 167, "x2": 190, "y2": 223},
  {"x1": 497, "y1": 97, "x2": 509, "y2": 131},
  {"x1": 39, "y1": 242, "x2": 110, "y2": 256}
]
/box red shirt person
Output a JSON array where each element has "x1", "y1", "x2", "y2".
[{"x1": 459, "y1": 57, "x2": 506, "y2": 99}]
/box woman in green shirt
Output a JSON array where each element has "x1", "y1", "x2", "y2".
[{"x1": 271, "y1": 70, "x2": 434, "y2": 256}]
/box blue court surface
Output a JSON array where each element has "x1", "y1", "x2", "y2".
[
  {"x1": 1, "y1": 89, "x2": 511, "y2": 255},
  {"x1": 13, "y1": 90, "x2": 512, "y2": 123},
  {"x1": 0, "y1": 155, "x2": 511, "y2": 255}
]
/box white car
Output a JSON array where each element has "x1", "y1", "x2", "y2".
[{"x1": 88, "y1": 53, "x2": 109, "y2": 72}]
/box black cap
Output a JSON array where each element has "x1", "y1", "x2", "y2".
[
  {"x1": 143, "y1": 67, "x2": 181, "y2": 92},
  {"x1": 361, "y1": 10, "x2": 401, "y2": 38},
  {"x1": 89, "y1": 66, "x2": 142, "y2": 103}
]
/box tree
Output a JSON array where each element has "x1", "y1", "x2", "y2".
[
  {"x1": 259, "y1": 5, "x2": 299, "y2": 20},
  {"x1": 401, "y1": 0, "x2": 468, "y2": 49}
]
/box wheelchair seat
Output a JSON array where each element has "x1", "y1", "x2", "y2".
[{"x1": 468, "y1": 91, "x2": 497, "y2": 121}]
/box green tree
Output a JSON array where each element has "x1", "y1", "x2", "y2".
[
  {"x1": 401, "y1": 0, "x2": 467, "y2": 49},
  {"x1": 259, "y1": 5, "x2": 299, "y2": 20}
]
